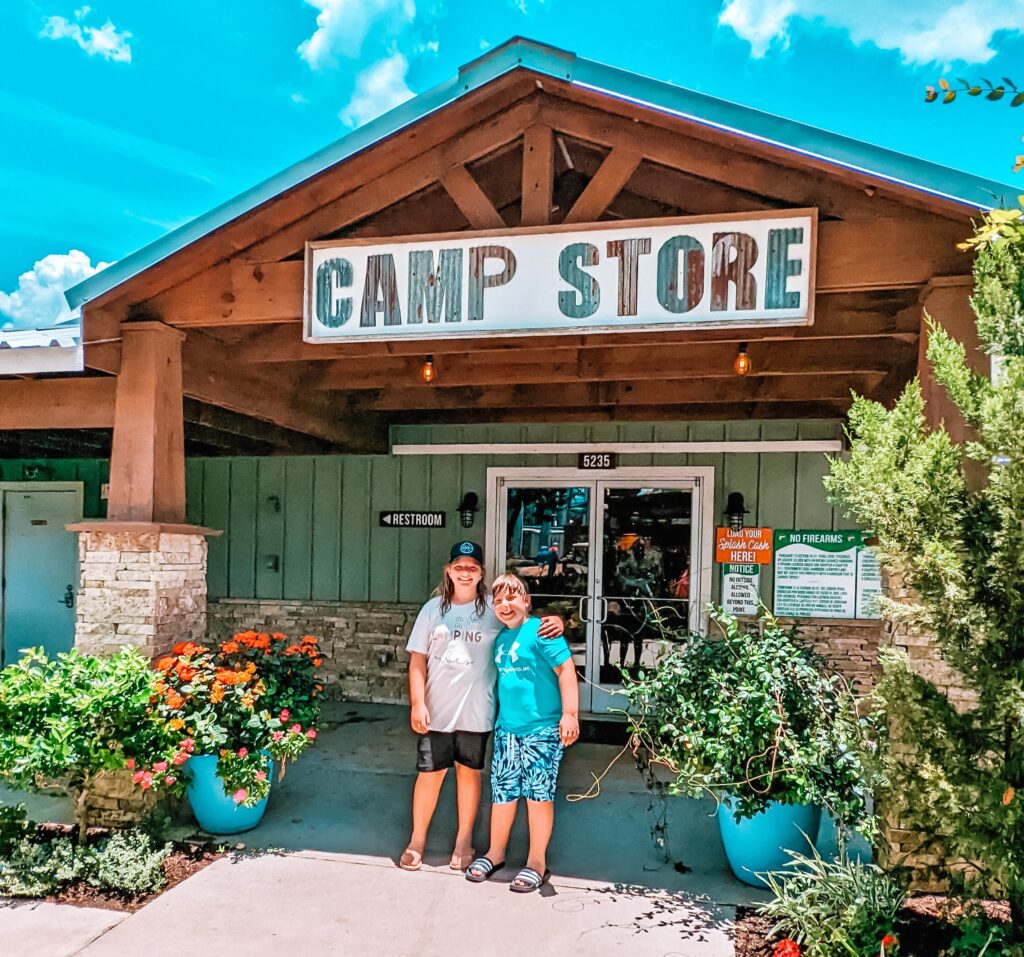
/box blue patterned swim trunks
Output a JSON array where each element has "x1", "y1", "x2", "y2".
[{"x1": 490, "y1": 725, "x2": 564, "y2": 803}]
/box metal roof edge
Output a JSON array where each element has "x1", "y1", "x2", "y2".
[{"x1": 65, "y1": 37, "x2": 1018, "y2": 311}]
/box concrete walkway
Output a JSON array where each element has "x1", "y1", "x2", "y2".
[{"x1": 2, "y1": 703, "x2": 766, "y2": 957}]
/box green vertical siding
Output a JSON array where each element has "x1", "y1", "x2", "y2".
[
  {"x1": 0, "y1": 459, "x2": 109, "y2": 518},
  {"x1": 186, "y1": 418, "x2": 847, "y2": 608}
]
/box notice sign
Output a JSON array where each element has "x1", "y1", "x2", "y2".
[
  {"x1": 379, "y1": 511, "x2": 446, "y2": 528},
  {"x1": 715, "y1": 527, "x2": 773, "y2": 565},
  {"x1": 773, "y1": 530, "x2": 881, "y2": 620},
  {"x1": 305, "y1": 210, "x2": 816, "y2": 343},
  {"x1": 722, "y1": 563, "x2": 760, "y2": 616}
]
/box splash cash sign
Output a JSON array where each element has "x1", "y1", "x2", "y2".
[{"x1": 304, "y1": 211, "x2": 816, "y2": 342}]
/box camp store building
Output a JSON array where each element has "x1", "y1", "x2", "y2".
[{"x1": 0, "y1": 39, "x2": 1006, "y2": 714}]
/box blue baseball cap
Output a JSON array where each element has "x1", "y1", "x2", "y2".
[{"x1": 449, "y1": 540, "x2": 485, "y2": 565}]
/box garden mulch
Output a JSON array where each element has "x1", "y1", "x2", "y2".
[{"x1": 735, "y1": 896, "x2": 1012, "y2": 956}]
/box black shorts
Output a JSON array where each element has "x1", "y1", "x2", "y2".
[{"x1": 416, "y1": 730, "x2": 490, "y2": 772}]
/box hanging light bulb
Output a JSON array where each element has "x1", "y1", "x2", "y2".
[
  {"x1": 733, "y1": 342, "x2": 752, "y2": 377},
  {"x1": 420, "y1": 355, "x2": 437, "y2": 384}
]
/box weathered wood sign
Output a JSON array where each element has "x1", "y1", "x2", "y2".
[{"x1": 305, "y1": 211, "x2": 816, "y2": 343}]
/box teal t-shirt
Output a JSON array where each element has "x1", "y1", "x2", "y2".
[{"x1": 494, "y1": 616, "x2": 573, "y2": 735}]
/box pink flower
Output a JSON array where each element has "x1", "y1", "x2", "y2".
[
  {"x1": 139, "y1": 773, "x2": 153, "y2": 790},
  {"x1": 124, "y1": 758, "x2": 136, "y2": 770},
  {"x1": 256, "y1": 770, "x2": 267, "y2": 782},
  {"x1": 165, "y1": 776, "x2": 176, "y2": 785},
  {"x1": 182, "y1": 738, "x2": 195, "y2": 753},
  {"x1": 289, "y1": 723, "x2": 301, "y2": 734},
  {"x1": 172, "y1": 751, "x2": 189, "y2": 766},
  {"x1": 237, "y1": 747, "x2": 248, "y2": 758},
  {"x1": 279, "y1": 709, "x2": 290, "y2": 721},
  {"x1": 233, "y1": 788, "x2": 248, "y2": 804},
  {"x1": 153, "y1": 761, "x2": 168, "y2": 772},
  {"x1": 271, "y1": 731, "x2": 284, "y2": 742},
  {"x1": 306, "y1": 729, "x2": 317, "y2": 740},
  {"x1": 132, "y1": 770, "x2": 146, "y2": 784}
]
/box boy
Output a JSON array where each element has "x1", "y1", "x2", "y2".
[{"x1": 465, "y1": 573, "x2": 579, "y2": 892}]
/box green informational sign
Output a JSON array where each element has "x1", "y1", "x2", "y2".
[
  {"x1": 722, "y1": 562, "x2": 760, "y2": 616},
  {"x1": 773, "y1": 530, "x2": 881, "y2": 620}
]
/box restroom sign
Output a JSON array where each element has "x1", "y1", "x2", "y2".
[
  {"x1": 305, "y1": 210, "x2": 816, "y2": 343},
  {"x1": 715, "y1": 527, "x2": 773, "y2": 565},
  {"x1": 379, "y1": 511, "x2": 446, "y2": 528}
]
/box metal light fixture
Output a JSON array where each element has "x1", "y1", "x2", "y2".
[
  {"x1": 457, "y1": 491, "x2": 479, "y2": 529},
  {"x1": 725, "y1": 491, "x2": 749, "y2": 531},
  {"x1": 733, "y1": 342, "x2": 752, "y2": 377},
  {"x1": 420, "y1": 355, "x2": 437, "y2": 384}
]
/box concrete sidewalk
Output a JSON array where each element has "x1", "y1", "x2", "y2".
[{"x1": 2, "y1": 703, "x2": 755, "y2": 956}]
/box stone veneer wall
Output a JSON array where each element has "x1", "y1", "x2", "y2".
[
  {"x1": 207, "y1": 600, "x2": 883, "y2": 705},
  {"x1": 74, "y1": 528, "x2": 208, "y2": 658},
  {"x1": 207, "y1": 599, "x2": 419, "y2": 704}
]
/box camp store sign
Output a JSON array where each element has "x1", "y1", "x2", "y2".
[{"x1": 304, "y1": 211, "x2": 816, "y2": 342}]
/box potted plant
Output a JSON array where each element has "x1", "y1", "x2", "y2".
[
  {"x1": 137, "y1": 632, "x2": 324, "y2": 834},
  {"x1": 623, "y1": 607, "x2": 872, "y2": 887}
]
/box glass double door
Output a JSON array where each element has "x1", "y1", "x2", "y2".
[{"x1": 490, "y1": 469, "x2": 711, "y2": 713}]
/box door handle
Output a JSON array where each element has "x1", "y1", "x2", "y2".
[
  {"x1": 594, "y1": 596, "x2": 609, "y2": 623},
  {"x1": 60, "y1": 585, "x2": 74, "y2": 609},
  {"x1": 578, "y1": 596, "x2": 590, "y2": 623}
]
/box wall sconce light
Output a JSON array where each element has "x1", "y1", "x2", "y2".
[
  {"x1": 733, "y1": 342, "x2": 752, "y2": 377},
  {"x1": 420, "y1": 355, "x2": 437, "y2": 384},
  {"x1": 457, "y1": 491, "x2": 479, "y2": 529},
  {"x1": 725, "y1": 491, "x2": 749, "y2": 531},
  {"x1": 266, "y1": 495, "x2": 281, "y2": 513}
]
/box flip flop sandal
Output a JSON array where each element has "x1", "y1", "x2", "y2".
[
  {"x1": 465, "y1": 856, "x2": 505, "y2": 883},
  {"x1": 509, "y1": 866, "x2": 551, "y2": 893},
  {"x1": 449, "y1": 850, "x2": 476, "y2": 871},
  {"x1": 398, "y1": 848, "x2": 423, "y2": 871}
]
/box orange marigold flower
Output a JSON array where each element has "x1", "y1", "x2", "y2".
[
  {"x1": 173, "y1": 641, "x2": 204, "y2": 657},
  {"x1": 156, "y1": 655, "x2": 175, "y2": 672},
  {"x1": 165, "y1": 692, "x2": 185, "y2": 709},
  {"x1": 221, "y1": 640, "x2": 240, "y2": 654},
  {"x1": 313, "y1": 658, "x2": 323, "y2": 667},
  {"x1": 175, "y1": 663, "x2": 196, "y2": 682},
  {"x1": 210, "y1": 684, "x2": 225, "y2": 703},
  {"x1": 169, "y1": 718, "x2": 185, "y2": 730},
  {"x1": 773, "y1": 941, "x2": 801, "y2": 957},
  {"x1": 302, "y1": 635, "x2": 318, "y2": 645}
]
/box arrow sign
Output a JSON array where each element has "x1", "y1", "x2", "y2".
[{"x1": 379, "y1": 511, "x2": 446, "y2": 529}]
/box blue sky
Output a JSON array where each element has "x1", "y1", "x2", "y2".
[{"x1": 2, "y1": 0, "x2": 1023, "y2": 330}]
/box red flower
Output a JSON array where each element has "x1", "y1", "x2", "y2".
[
  {"x1": 165, "y1": 775, "x2": 176, "y2": 785},
  {"x1": 172, "y1": 751, "x2": 189, "y2": 766},
  {"x1": 279, "y1": 709, "x2": 290, "y2": 721},
  {"x1": 132, "y1": 770, "x2": 146, "y2": 784},
  {"x1": 237, "y1": 747, "x2": 248, "y2": 758},
  {"x1": 153, "y1": 761, "x2": 168, "y2": 772},
  {"x1": 881, "y1": 935, "x2": 898, "y2": 952},
  {"x1": 289, "y1": 723, "x2": 301, "y2": 734},
  {"x1": 182, "y1": 738, "x2": 195, "y2": 753},
  {"x1": 124, "y1": 758, "x2": 136, "y2": 770},
  {"x1": 307, "y1": 729, "x2": 317, "y2": 740},
  {"x1": 773, "y1": 940, "x2": 801, "y2": 957}
]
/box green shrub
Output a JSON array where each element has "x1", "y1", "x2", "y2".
[
  {"x1": 945, "y1": 911, "x2": 1011, "y2": 957},
  {"x1": 0, "y1": 834, "x2": 85, "y2": 897},
  {"x1": 623, "y1": 607, "x2": 873, "y2": 827},
  {"x1": 0, "y1": 648, "x2": 175, "y2": 840},
  {"x1": 86, "y1": 828, "x2": 170, "y2": 895},
  {"x1": 758, "y1": 844, "x2": 905, "y2": 957}
]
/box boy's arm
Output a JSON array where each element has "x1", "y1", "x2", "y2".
[
  {"x1": 409, "y1": 652, "x2": 429, "y2": 734},
  {"x1": 555, "y1": 660, "x2": 580, "y2": 746}
]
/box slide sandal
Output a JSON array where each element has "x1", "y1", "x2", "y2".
[
  {"x1": 398, "y1": 848, "x2": 423, "y2": 871},
  {"x1": 509, "y1": 867, "x2": 550, "y2": 893},
  {"x1": 465, "y1": 857, "x2": 505, "y2": 883}
]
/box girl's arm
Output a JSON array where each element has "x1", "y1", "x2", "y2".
[
  {"x1": 537, "y1": 615, "x2": 565, "y2": 638},
  {"x1": 409, "y1": 652, "x2": 430, "y2": 734},
  {"x1": 555, "y1": 659, "x2": 580, "y2": 746}
]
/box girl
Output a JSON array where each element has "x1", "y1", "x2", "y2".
[{"x1": 400, "y1": 540, "x2": 563, "y2": 871}]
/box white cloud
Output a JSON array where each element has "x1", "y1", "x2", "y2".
[
  {"x1": 298, "y1": 0, "x2": 415, "y2": 69},
  {"x1": 40, "y1": 7, "x2": 132, "y2": 63},
  {"x1": 718, "y1": 0, "x2": 1024, "y2": 65},
  {"x1": 339, "y1": 52, "x2": 414, "y2": 127},
  {"x1": 0, "y1": 251, "x2": 112, "y2": 331}
]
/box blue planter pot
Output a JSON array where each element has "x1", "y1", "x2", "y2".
[
  {"x1": 717, "y1": 797, "x2": 822, "y2": 887},
  {"x1": 185, "y1": 753, "x2": 274, "y2": 834}
]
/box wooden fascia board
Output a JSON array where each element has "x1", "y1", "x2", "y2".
[{"x1": 0, "y1": 377, "x2": 116, "y2": 429}]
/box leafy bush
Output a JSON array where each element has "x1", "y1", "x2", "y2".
[
  {"x1": 0, "y1": 648, "x2": 178, "y2": 840},
  {"x1": 86, "y1": 828, "x2": 171, "y2": 895},
  {"x1": 0, "y1": 832, "x2": 84, "y2": 897},
  {"x1": 623, "y1": 608, "x2": 873, "y2": 827},
  {"x1": 759, "y1": 844, "x2": 905, "y2": 957},
  {"x1": 945, "y1": 911, "x2": 1011, "y2": 956}
]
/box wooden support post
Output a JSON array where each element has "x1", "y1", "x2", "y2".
[
  {"x1": 563, "y1": 146, "x2": 642, "y2": 224},
  {"x1": 521, "y1": 124, "x2": 554, "y2": 226},
  {"x1": 107, "y1": 320, "x2": 187, "y2": 523},
  {"x1": 440, "y1": 164, "x2": 506, "y2": 229}
]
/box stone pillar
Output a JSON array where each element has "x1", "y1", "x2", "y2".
[{"x1": 67, "y1": 522, "x2": 218, "y2": 658}]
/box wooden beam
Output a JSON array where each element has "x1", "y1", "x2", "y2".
[
  {"x1": 181, "y1": 330, "x2": 386, "y2": 450},
  {"x1": 108, "y1": 321, "x2": 186, "y2": 523},
  {"x1": 350, "y1": 372, "x2": 885, "y2": 412},
  {"x1": 563, "y1": 146, "x2": 642, "y2": 224},
  {"x1": 182, "y1": 399, "x2": 343, "y2": 454},
  {"x1": 313, "y1": 337, "x2": 913, "y2": 391},
  {"x1": 440, "y1": 164, "x2": 505, "y2": 228},
  {"x1": 0, "y1": 377, "x2": 116, "y2": 429},
  {"x1": 521, "y1": 124, "x2": 554, "y2": 226}
]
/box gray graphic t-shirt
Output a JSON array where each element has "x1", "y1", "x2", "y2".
[{"x1": 405, "y1": 597, "x2": 501, "y2": 733}]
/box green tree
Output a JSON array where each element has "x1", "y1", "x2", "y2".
[{"x1": 825, "y1": 207, "x2": 1024, "y2": 945}]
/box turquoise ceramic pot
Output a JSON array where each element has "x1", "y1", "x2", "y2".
[
  {"x1": 717, "y1": 797, "x2": 822, "y2": 887},
  {"x1": 185, "y1": 753, "x2": 274, "y2": 834}
]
